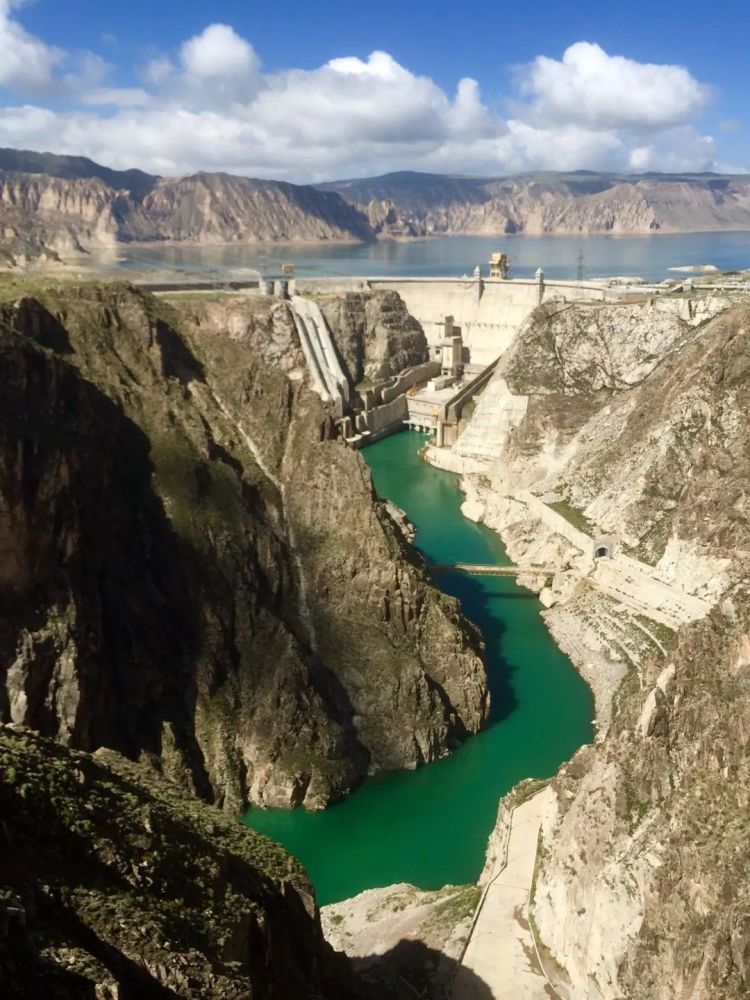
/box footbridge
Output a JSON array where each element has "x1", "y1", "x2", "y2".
[{"x1": 431, "y1": 563, "x2": 554, "y2": 578}]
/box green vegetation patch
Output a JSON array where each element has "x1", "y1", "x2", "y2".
[{"x1": 548, "y1": 498, "x2": 595, "y2": 536}]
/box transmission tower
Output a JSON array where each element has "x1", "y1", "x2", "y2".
[{"x1": 576, "y1": 248, "x2": 584, "y2": 283}]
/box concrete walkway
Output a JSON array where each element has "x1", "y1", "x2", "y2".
[{"x1": 453, "y1": 787, "x2": 557, "y2": 1000}]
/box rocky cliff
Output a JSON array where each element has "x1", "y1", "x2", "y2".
[
  {"x1": 0, "y1": 723, "x2": 364, "y2": 999},
  {"x1": 434, "y1": 296, "x2": 750, "y2": 996},
  {"x1": 0, "y1": 280, "x2": 487, "y2": 814},
  {"x1": 0, "y1": 154, "x2": 373, "y2": 265},
  {"x1": 322, "y1": 170, "x2": 750, "y2": 236},
  {"x1": 471, "y1": 297, "x2": 746, "y2": 590},
  {"x1": 316, "y1": 290, "x2": 429, "y2": 382},
  {"x1": 139, "y1": 172, "x2": 373, "y2": 244}
]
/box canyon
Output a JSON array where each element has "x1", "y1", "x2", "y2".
[{"x1": 2, "y1": 262, "x2": 750, "y2": 999}]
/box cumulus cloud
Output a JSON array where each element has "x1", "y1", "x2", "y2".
[
  {"x1": 0, "y1": 6, "x2": 732, "y2": 180},
  {"x1": 180, "y1": 23, "x2": 258, "y2": 80},
  {"x1": 517, "y1": 41, "x2": 709, "y2": 130}
]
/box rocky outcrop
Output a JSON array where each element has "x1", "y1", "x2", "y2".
[
  {"x1": 531, "y1": 600, "x2": 750, "y2": 1000},
  {"x1": 321, "y1": 882, "x2": 479, "y2": 997},
  {"x1": 0, "y1": 282, "x2": 487, "y2": 813},
  {"x1": 0, "y1": 723, "x2": 365, "y2": 999},
  {"x1": 493, "y1": 299, "x2": 747, "y2": 582},
  {"x1": 315, "y1": 290, "x2": 429, "y2": 382}
]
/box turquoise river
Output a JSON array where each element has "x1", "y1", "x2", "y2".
[{"x1": 244, "y1": 430, "x2": 594, "y2": 905}]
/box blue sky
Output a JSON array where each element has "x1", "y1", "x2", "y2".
[{"x1": 0, "y1": 0, "x2": 747, "y2": 179}]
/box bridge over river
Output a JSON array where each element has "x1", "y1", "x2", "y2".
[{"x1": 431, "y1": 563, "x2": 554, "y2": 578}]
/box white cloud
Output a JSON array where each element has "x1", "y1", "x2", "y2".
[
  {"x1": 0, "y1": 9, "x2": 732, "y2": 181},
  {"x1": 498, "y1": 121, "x2": 624, "y2": 172},
  {"x1": 180, "y1": 23, "x2": 259, "y2": 80},
  {"x1": 0, "y1": 0, "x2": 63, "y2": 92},
  {"x1": 518, "y1": 42, "x2": 709, "y2": 130},
  {"x1": 628, "y1": 127, "x2": 718, "y2": 173},
  {"x1": 143, "y1": 56, "x2": 174, "y2": 87}
]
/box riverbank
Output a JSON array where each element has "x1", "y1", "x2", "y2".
[
  {"x1": 244, "y1": 430, "x2": 593, "y2": 905},
  {"x1": 451, "y1": 476, "x2": 634, "y2": 736}
]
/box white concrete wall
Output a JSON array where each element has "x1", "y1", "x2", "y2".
[
  {"x1": 380, "y1": 361, "x2": 441, "y2": 404},
  {"x1": 406, "y1": 395, "x2": 442, "y2": 429},
  {"x1": 369, "y1": 278, "x2": 539, "y2": 367},
  {"x1": 368, "y1": 278, "x2": 609, "y2": 368},
  {"x1": 358, "y1": 395, "x2": 407, "y2": 435},
  {"x1": 294, "y1": 275, "x2": 610, "y2": 369}
]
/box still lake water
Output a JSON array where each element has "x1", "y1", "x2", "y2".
[
  {"x1": 244, "y1": 431, "x2": 594, "y2": 905},
  {"x1": 91, "y1": 231, "x2": 750, "y2": 282}
]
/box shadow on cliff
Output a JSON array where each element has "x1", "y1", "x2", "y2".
[
  {"x1": 355, "y1": 938, "x2": 494, "y2": 999},
  {"x1": 432, "y1": 569, "x2": 518, "y2": 726},
  {"x1": 0, "y1": 316, "x2": 213, "y2": 798}
]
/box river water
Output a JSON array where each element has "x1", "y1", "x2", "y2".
[
  {"x1": 87, "y1": 230, "x2": 750, "y2": 283},
  {"x1": 244, "y1": 431, "x2": 593, "y2": 906}
]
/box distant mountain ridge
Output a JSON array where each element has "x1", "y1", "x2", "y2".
[
  {"x1": 0, "y1": 147, "x2": 373, "y2": 264},
  {"x1": 318, "y1": 169, "x2": 750, "y2": 238},
  {"x1": 2, "y1": 148, "x2": 750, "y2": 266}
]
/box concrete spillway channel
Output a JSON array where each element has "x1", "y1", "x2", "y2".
[{"x1": 290, "y1": 295, "x2": 351, "y2": 415}]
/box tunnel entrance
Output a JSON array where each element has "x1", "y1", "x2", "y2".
[{"x1": 594, "y1": 545, "x2": 611, "y2": 559}]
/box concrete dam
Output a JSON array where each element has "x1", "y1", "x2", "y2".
[
  {"x1": 295, "y1": 270, "x2": 611, "y2": 368},
  {"x1": 286, "y1": 268, "x2": 623, "y2": 447}
]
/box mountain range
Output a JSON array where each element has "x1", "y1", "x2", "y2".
[{"x1": 2, "y1": 147, "x2": 750, "y2": 264}]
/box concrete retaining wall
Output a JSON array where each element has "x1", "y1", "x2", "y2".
[
  {"x1": 516, "y1": 491, "x2": 711, "y2": 628},
  {"x1": 380, "y1": 361, "x2": 441, "y2": 404},
  {"x1": 451, "y1": 377, "x2": 529, "y2": 461},
  {"x1": 356, "y1": 395, "x2": 407, "y2": 435}
]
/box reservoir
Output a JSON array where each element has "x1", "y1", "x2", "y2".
[
  {"x1": 85, "y1": 230, "x2": 750, "y2": 283},
  {"x1": 244, "y1": 430, "x2": 594, "y2": 905}
]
